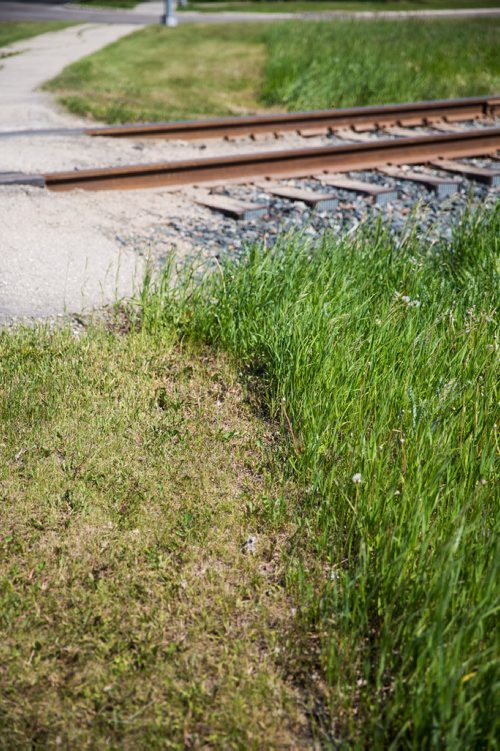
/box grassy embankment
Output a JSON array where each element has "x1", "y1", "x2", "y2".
[
  {"x1": 46, "y1": 18, "x2": 500, "y2": 122},
  {"x1": 0, "y1": 22, "x2": 74, "y2": 50},
  {"x1": 1, "y1": 207, "x2": 498, "y2": 747}
]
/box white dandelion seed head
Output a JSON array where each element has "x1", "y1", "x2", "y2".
[{"x1": 352, "y1": 472, "x2": 362, "y2": 484}]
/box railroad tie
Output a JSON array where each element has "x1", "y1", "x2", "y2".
[
  {"x1": 297, "y1": 127, "x2": 330, "y2": 138},
  {"x1": 255, "y1": 183, "x2": 338, "y2": 211},
  {"x1": 429, "y1": 159, "x2": 500, "y2": 186},
  {"x1": 318, "y1": 175, "x2": 398, "y2": 205},
  {"x1": 383, "y1": 125, "x2": 421, "y2": 138},
  {"x1": 334, "y1": 128, "x2": 376, "y2": 142},
  {"x1": 429, "y1": 121, "x2": 468, "y2": 133},
  {"x1": 377, "y1": 165, "x2": 459, "y2": 197},
  {"x1": 195, "y1": 194, "x2": 268, "y2": 221}
]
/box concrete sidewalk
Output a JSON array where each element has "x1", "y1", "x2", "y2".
[
  {"x1": 0, "y1": 23, "x2": 141, "y2": 130},
  {"x1": 0, "y1": 23, "x2": 145, "y2": 324}
]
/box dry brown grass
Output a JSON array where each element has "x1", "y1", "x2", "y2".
[{"x1": 0, "y1": 326, "x2": 309, "y2": 748}]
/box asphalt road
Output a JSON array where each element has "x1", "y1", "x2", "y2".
[
  {"x1": 0, "y1": 1, "x2": 291, "y2": 25},
  {"x1": 2, "y1": 1, "x2": 499, "y2": 26},
  {"x1": 0, "y1": 1, "x2": 161, "y2": 24}
]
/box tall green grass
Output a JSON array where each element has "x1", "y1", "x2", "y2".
[
  {"x1": 141, "y1": 206, "x2": 499, "y2": 746},
  {"x1": 262, "y1": 19, "x2": 500, "y2": 108}
]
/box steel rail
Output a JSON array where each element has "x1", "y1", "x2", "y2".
[
  {"x1": 44, "y1": 127, "x2": 500, "y2": 192},
  {"x1": 84, "y1": 96, "x2": 500, "y2": 141}
]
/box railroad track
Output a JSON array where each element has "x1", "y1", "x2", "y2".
[
  {"x1": 84, "y1": 95, "x2": 500, "y2": 142},
  {"x1": 1, "y1": 95, "x2": 498, "y2": 142},
  {"x1": 1, "y1": 98, "x2": 499, "y2": 209},
  {"x1": 36, "y1": 126, "x2": 500, "y2": 192}
]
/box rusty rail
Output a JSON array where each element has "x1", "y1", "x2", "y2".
[
  {"x1": 43, "y1": 127, "x2": 500, "y2": 192},
  {"x1": 85, "y1": 96, "x2": 500, "y2": 141}
]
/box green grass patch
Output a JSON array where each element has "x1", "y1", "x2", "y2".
[
  {"x1": 141, "y1": 205, "x2": 499, "y2": 746},
  {"x1": 46, "y1": 24, "x2": 269, "y2": 122},
  {"x1": 261, "y1": 18, "x2": 500, "y2": 108},
  {"x1": 0, "y1": 22, "x2": 74, "y2": 49},
  {"x1": 46, "y1": 18, "x2": 500, "y2": 123},
  {"x1": 0, "y1": 327, "x2": 308, "y2": 747}
]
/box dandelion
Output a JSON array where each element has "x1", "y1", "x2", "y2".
[
  {"x1": 394, "y1": 291, "x2": 421, "y2": 308},
  {"x1": 352, "y1": 472, "x2": 362, "y2": 484}
]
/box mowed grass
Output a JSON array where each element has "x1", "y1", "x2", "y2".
[
  {"x1": 0, "y1": 22, "x2": 74, "y2": 50},
  {"x1": 46, "y1": 18, "x2": 500, "y2": 123},
  {"x1": 45, "y1": 24, "x2": 270, "y2": 122},
  {"x1": 0, "y1": 331, "x2": 308, "y2": 747},
  {"x1": 140, "y1": 205, "x2": 499, "y2": 746}
]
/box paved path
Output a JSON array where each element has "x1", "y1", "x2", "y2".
[
  {"x1": 0, "y1": 23, "x2": 140, "y2": 130},
  {"x1": 0, "y1": 23, "x2": 145, "y2": 324},
  {"x1": 1, "y1": 1, "x2": 499, "y2": 25}
]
